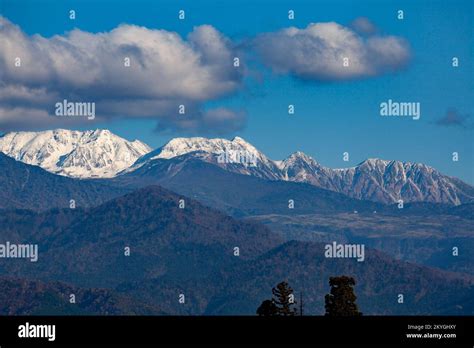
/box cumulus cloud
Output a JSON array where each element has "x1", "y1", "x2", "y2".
[
  {"x1": 435, "y1": 108, "x2": 472, "y2": 128},
  {"x1": 253, "y1": 22, "x2": 410, "y2": 81},
  {"x1": 0, "y1": 16, "x2": 245, "y2": 133}
]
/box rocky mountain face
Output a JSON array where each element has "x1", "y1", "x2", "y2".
[
  {"x1": 281, "y1": 155, "x2": 474, "y2": 205},
  {"x1": 0, "y1": 129, "x2": 151, "y2": 178}
]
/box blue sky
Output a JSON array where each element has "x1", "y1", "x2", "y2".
[{"x1": 1, "y1": 0, "x2": 473, "y2": 183}]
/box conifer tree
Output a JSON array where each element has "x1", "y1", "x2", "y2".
[
  {"x1": 272, "y1": 281, "x2": 297, "y2": 316},
  {"x1": 324, "y1": 276, "x2": 362, "y2": 316}
]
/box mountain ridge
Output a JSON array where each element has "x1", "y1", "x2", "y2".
[
  {"x1": 1, "y1": 129, "x2": 472, "y2": 205},
  {"x1": 0, "y1": 152, "x2": 130, "y2": 211},
  {"x1": 129, "y1": 135, "x2": 474, "y2": 205}
]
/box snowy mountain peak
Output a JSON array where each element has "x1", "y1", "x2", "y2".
[
  {"x1": 357, "y1": 158, "x2": 435, "y2": 173},
  {"x1": 281, "y1": 151, "x2": 320, "y2": 176},
  {"x1": 358, "y1": 158, "x2": 391, "y2": 168},
  {"x1": 0, "y1": 129, "x2": 152, "y2": 178},
  {"x1": 231, "y1": 136, "x2": 250, "y2": 144},
  {"x1": 284, "y1": 151, "x2": 318, "y2": 164},
  {"x1": 129, "y1": 135, "x2": 282, "y2": 180},
  {"x1": 142, "y1": 136, "x2": 264, "y2": 162}
]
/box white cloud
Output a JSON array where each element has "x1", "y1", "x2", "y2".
[
  {"x1": 0, "y1": 16, "x2": 245, "y2": 133},
  {"x1": 253, "y1": 22, "x2": 410, "y2": 81},
  {"x1": 0, "y1": 17, "x2": 412, "y2": 132}
]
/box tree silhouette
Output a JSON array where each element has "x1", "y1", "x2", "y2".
[
  {"x1": 256, "y1": 281, "x2": 298, "y2": 316},
  {"x1": 272, "y1": 281, "x2": 297, "y2": 316},
  {"x1": 324, "y1": 276, "x2": 362, "y2": 316},
  {"x1": 256, "y1": 299, "x2": 278, "y2": 316}
]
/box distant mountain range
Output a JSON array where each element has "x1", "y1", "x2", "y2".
[
  {"x1": 0, "y1": 130, "x2": 472, "y2": 205},
  {"x1": 133, "y1": 136, "x2": 473, "y2": 205},
  {"x1": 2, "y1": 149, "x2": 471, "y2": 277}
]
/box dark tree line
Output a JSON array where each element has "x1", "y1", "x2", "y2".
[{"x1": 257, "y1": 276, "x2": 362, "y2": 316}]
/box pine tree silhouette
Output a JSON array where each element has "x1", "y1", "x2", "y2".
[
  {"x1": 324, "y1": 276, "x2": 362, "y2": 316},
  {"x1": 272, "y1": 281, "x2": 297, "y2": 316}
]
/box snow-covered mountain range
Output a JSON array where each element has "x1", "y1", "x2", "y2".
[
  {"x1": 278, "y1": 153, "x2": 474, "y2": 205},
  {"x1": 128, "y1": 136, "x2": 474, "y2": 205},
  {"x1": 126, "y1": 136, "x2": 283, "y2": 179},
  {"x1": 1, "y1": 129, "x2": 472, "y2": 204},
  {"x1": 0, "y1": 129, "x2": 151, "y2": 178}
]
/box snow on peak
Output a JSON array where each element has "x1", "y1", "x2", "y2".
[
  {"x1": 358, "y1": 158, "x2": 391, "y2": 168},
  {"x1": 282, "y1": 151, "x2": 319, "y2": 167},
  {"x1": 287, "y1": 151, "x2": 315, "y2": 161},
  {"x1": 127, "y1": 135, "x2": 282, "y2": 178},
  {"x1": 357, "y1": 158, "x2": 435, "y2": 173},
  {"x1": 146, "y1": 136, "x2": 264, "y2": 161},
  {"x1": 231, "y1": 136, "x2": 249, "y2": 144},
  {"x1": 0, "y1": 129, "x2": 152, "y2": 178}
]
